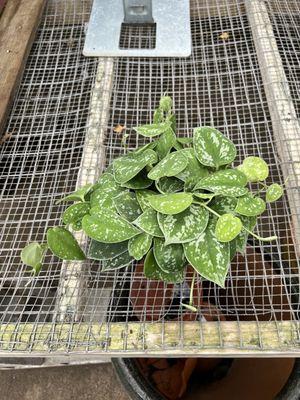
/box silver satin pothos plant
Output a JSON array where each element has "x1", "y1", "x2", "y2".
[{"x1": 21, "y1": 96, "x2": 284, "y2": 311}]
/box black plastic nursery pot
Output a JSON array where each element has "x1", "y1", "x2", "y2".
[{"x1": 112, "y1": 357, "x2": 300, "y2": 400}]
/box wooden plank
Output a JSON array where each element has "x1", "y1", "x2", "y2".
[
  {"x1": 0, "y1": 321, "x2": 299, "y2": 356},
  {"x1": 0, "y1": 0, "x2": 45, "y2": 135},
  {"x1": 54, "y1": 59, "x2": 114, "y2": 323},
  {"x1": 245, "y1": 0, "x2": 300, "y2": 256}
]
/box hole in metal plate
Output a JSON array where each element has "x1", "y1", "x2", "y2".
[{"x1": 119, "y1": 23, "x2": 156, "y2": 49}]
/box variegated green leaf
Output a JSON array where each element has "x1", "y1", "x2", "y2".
[
  {"x1": 82, "y1": 207, "x2": 140, "y2": 243},
  {"x1": 153, "y1": 238, "x2": 186, "y2": 272},
  {"x1": 237, "y1": 156, "x2": 269, "y2": 182},
  {"x1": 215, "y1": 213, "x2": 242, "y2": 242},
  {"x1": 56, "y1": 184, "x2": 93, "y2": 204},
  {"x1": 155, "y1": 127, "x2": 176, "y2": 159},
  {"x1": 90, "y1": 173, "x2": 125, "y2": 209},
  {"x1": 147, "y1": 150, "x2": 188, "y2": 180},
  {"x1": 136, "y1": 189, "x2": 157, "y2": 211},
  {"x1": 144, "y1": 249, "x2": 184, "y2": 283},
  {"x1": 158, "y1": 204, "x2": 209, "y2": 244},
  {"x1": 133, "y1": 208, "x2": 164, "y2": 237},
  {"x1": 47, "y1": 227, "x2": 85, "y2": 260},
  {"x1": 149, "y1": 193, "x2": 193, "y2": 215},
  {"x1": 184, "y1": 218, "x2": 230, "y2": 288},
  {"x1": 194, "y1": 169, "x2": 248, "y2": 197},
  {"x1": 128, "y1": 232, "x2": 152, "y2": 260},
  {"x1": 102, "y1": 251, "x2": 133, "y2": 271},
  {"x1": 159, "y1": 96, "x2": 173, "y2": 112},
  {"x1": 133, "y1": 122, "x2": 171, "y2": 137},
  {"x1": 153, "y1": 108, "x2": 163, "y2": 124},
  {"x1": 62, "y1": 202, "x2": 90, "y2": 225},
  {"x1": 134, "y1": 141, "x2": 157, "y2": 154},
  {"x1": 235, "y1": 195, "x2": 266, "y2": 216},
  {"x1": 88, "y1": 240, "x2": 128, "y2": 260},
  {"x1": 120, "y1": 169, "x2": 152, "y2": 189},
  {"x1": 113, "y1": 149, "x2": 158, "y2": 184},
  {"x1": 113, "y1": 192, "x2": 142, "y2": 222},
  {"x1": 266, "y1": 183, "x2": 283, "y2": 203},
  {"x1": 176, "y1": 148, "x2": 209, "y2": 184},
  {"x1": 155, "y1": 176, "x2": 184, "y2": 194},
  {"x1": 211, "y1": 196, "x2": 237, "y2": 215},
  {"x1": 193, "y1": 127, "x2": 236, "y2": 168}
]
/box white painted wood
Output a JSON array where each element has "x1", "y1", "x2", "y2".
[
  {"x1": 55, "y1": 60, "x2": 114, "y2": 322},
  {"x1": 245, "y1": 0, "x2": 300, "y2": 255}
]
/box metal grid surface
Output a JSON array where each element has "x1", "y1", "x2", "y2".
[{"x1": 0, "y1": 0, "x2": 300, "y2": 355}]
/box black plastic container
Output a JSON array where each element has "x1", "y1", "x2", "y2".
[{"x1": 112, "y1": 358, "x2": 300, "y2": 400}]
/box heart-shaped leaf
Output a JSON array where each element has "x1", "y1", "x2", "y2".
[
  {"x1": 153, "y1": 238, "x2": 186, "y2": 272},
  {"x1": 237, "y1": 156, "x2": 269, "y2": 182},
  {"x1": 82, "y1": 207, "x2": 140, "y2": 243},
  {"x1": 155, "y1": 176, "x2": 184, "y2": 194},
  {"x1": 56, "y1": 183, "x2": 93, "y2": 204},
  {"x1": 184, "y1": 218, "x2": 230, "y2": 287},
  {"x1": 176, "y1": 148, "x2": 209, "y2": 184},
  {"x1": 113, "y1": 191, "x2": 142, "y2": 221},
  {"x1": 235, "y1": 195, "x2": 266, "y2": 216},
  {"x1": 193, "y1": 127, "x2": 236, "y2": 168},
  {"x1": 136, "y1": 189, "x2": 157, "y2": 211},
  {"x1": 149, "y1": 193, "x2": 193, "y2": 215},
  {"x1": 215, "y1": 213, "x2": 242, "y2": 242},
  {"x1": 211, "y1": 196, "x2": 237, "y2": 215},
  {"x1": 133, "y1": 208, "x2": 164, "y2": 237},
  {"x1": 159, "y1": 96, "x2": 173, "y2": 112},
  {"x1": 120, "y1": 169, "x2": 152, "y2": 189},
  {"x1": 144, "y1": 249, "x2": 184, "y2": 283},
  {"x1": 101, "y1": 251, "x2": 133, "y2": 271},
  {"x1": 266, "y1": 183, "x2": 283, "y2": 203},
  {"x1": 90, "y1": 173, "x2": 125, "y2": 209},
  {"x1": 21, "y1": 242, "x2": 47, "y2": 273},
  {"x1": 47, "y1": 227, "x2": 85, "y2": 260},
  {"x1": 133, "y1": 122, "x2": 171, "y2": 137},
  {"x1": 158, "y1": 204, "x2": 209, "y2": 244},
  {"x1": 194, "y1": 169, "x2": 248, "y2": 197},
  {"x1": 155, "y1": 127, "x2": 177, "y2": 159},
  {"x1": 62, "y1": 202, "x2": 90, "y2": 225},
  {"x1": 128, "y1": 232, "x2": 152, "y2": 260},
  {"x1": 147, "y1": 150, "x2": 188, "y2": 180},
  {"x1": 88, "y1": 240, "x2": 128, "y2": 260},
  {"x1": 114, "y1": 149, "x2": 158, "y2": 184}
]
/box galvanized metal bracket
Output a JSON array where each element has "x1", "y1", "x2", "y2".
[
  {"x1": 123, "y1": 0, "x2": 154, "y2": 24},
  {"x1": 83, "y1": 0, "x2": 191, "y2": 57}
]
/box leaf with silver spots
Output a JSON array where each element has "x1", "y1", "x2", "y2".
[
  {"x1": 158, "y1": 204, "x2": 209, "y2": 244},
  {"x1": 193, "y1": 126, "x2": 236, "y2": 168},
  {"x1": 183, "y1": 218, "x2": 230, "y2": 288}
]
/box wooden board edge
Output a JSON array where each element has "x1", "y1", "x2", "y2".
[{"x1": 0, "y1": 0, "x2": 46, "y2": 136}]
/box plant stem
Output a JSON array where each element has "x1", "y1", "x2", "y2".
[
  {"x1": 198, "y1": 202, "x2": 220, "y2": 218},
  {"x1": 189, "y1": 270, "x2": 196, "y2": 306},
  {"x1": 243, "y1": 226, "x2": 277, "y2": 242}
]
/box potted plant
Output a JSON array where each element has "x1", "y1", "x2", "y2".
[{"x1": 21, "y1": 96, "x2": 284, "y2": 312}]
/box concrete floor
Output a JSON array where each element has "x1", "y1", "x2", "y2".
[{"x1": 0, "y1": 363, "x2": 130, "y2": 400}]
